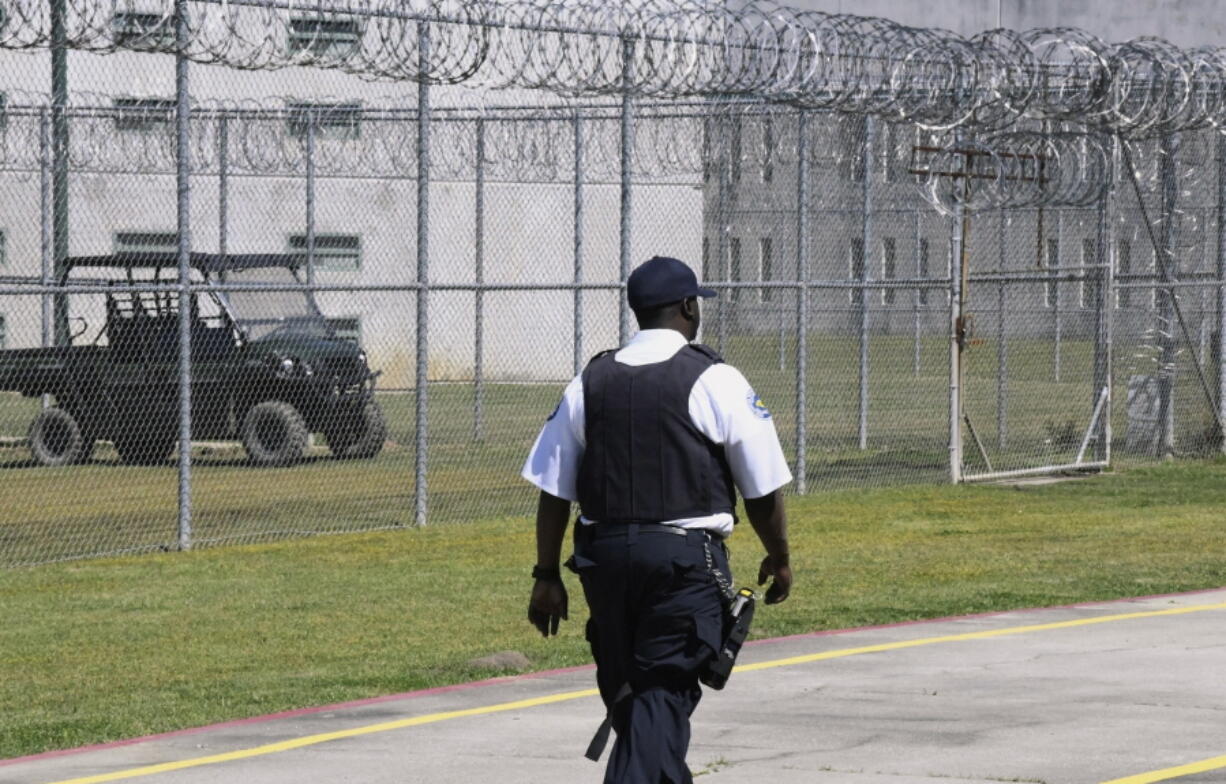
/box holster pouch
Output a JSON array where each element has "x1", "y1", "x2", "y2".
[{"x1": 699, "y1": 587, "x2": 756, "y2": 690}]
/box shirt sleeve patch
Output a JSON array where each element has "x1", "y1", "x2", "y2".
[{"x1": 746, "y1": 389, "x2": 772, "y2": 419}]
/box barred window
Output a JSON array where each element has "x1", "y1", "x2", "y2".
[
  {"x1": 114, "y1": 231, "x2": 177, "y2": 256},
  {"x1": 849, "y1": 237, "x2": 865, "y2": 305},
  {"x1": 881, "y1": 237, "x2": 897, "y2": 305},
  {"x1": 289, "y1": 233, "x2": 361, "y2": 271},
  {"x1": 288, "y1": 16, "x2": 361, "y2": 57},
  {"x1": 844, "y1": 118, "x2": 866, "y2": 183},
  {"x1": 112, "y1": 12, "x2": 177, "y2": 49},
  {"x1": 287, "y1": 102, "x2": 362, "y2": 141},
  {"x1": 327, "y1": 317, "x2": 361, "y2": 343},
  {"x1": 759, "y1": 238, "x2": 773, "y2": 303},
  {"x1": 114, "y1": 98, "x2": 175, "y2": 133},
  {"x1": 882, "y1": 121, "x2": 900, "y2": 183}
]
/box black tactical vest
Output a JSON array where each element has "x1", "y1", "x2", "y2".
[{"x1": 577, "y1": 343, "x2": 736, "y2": 523}]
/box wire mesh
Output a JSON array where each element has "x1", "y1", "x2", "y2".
[{"x1": 1, "y1": 5, "x2": 1226, "y2": 566}]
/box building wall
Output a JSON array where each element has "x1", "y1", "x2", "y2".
[
  {"x1": 0, "y1": 45, "x2": 701, "y2": 384},
  {"x1": 704, "y1": 111, "x2": 1209, "y2": 343},
  {"x1": 0, "y1": 2, "x2": 1215, "y2": 380},
  {"x1": 731, "y1": 0, "x2": 1226, "y2": 48}
]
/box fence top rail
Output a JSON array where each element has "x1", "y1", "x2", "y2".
[
  {"x1": 11, "y1": 274, "x2": 1223, "y2": 297},
  {"x1": 0, "y1": 281, "x2": 630, "y2": 295}
]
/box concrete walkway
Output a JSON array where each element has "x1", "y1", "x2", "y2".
[{"x1": 4, "y1": 588, "x2": 1226, "y2": 784}]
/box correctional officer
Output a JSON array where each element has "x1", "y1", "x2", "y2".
[{"x1": 522, "y1": 255, "x2": 793, "y2": 784}]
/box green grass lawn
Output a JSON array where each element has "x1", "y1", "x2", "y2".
[
  {"x1": 6, "y1": 332, "x2": 1219, "y2": 567},
  {"x1": 3, "y1": 459, "x2": 1226, "y2": 760}
]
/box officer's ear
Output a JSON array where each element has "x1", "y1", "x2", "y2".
[
  {"x1": 680, "y1": 297, "x2": 701, "y2": 340},
  {"x1": 680, "y1": 297, "x2": 699, "y2": 321}
]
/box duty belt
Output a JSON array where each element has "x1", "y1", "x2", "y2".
[{"x1": 582, "y1": 522, "x2": 721, "y2": 541}]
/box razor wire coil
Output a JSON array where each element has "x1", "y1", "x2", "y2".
[{"x1": 2, "y1": 0, "x2": 1226, "y2": 138}]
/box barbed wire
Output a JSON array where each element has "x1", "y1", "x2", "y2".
[
  {"x1": 918, "y1": 130, "x2": 1114, "y2": 216},
  {"x1": 0, "y1": 91, "x2": 1218, "y2": 220},
  {"x1": 0, "y1": 93, "x2": 719, "y2": 180},
  {"x1": 4, "y1": 1, "x2": 1226, "y2": 138}
]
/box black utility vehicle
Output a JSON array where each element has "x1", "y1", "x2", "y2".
[{"x1": 0, "y1": 253, "x2": 385, "y2": 466}]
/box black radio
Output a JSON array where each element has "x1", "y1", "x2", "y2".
[{"x1": 700, "y1": 587, "x2": 756, "y2": 690}]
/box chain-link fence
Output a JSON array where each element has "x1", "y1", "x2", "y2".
[{"x1": 2, "y1": 2, "x2": 1225, "y2": 566}]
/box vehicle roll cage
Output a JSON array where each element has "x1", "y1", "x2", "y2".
[
  {"x1": 60, "y1": 252, "x2": 310, "y2": 279},
  {"x1": 55, "y1": 252, "x2": 331, "y2": 342}
]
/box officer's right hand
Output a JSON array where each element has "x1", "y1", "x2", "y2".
[
  {"x1": 758, "y1": 555, "x2": 792, "y2": 605},
  {"x1": 528, "y1": 578, "x2": 568, "y2": 637}
]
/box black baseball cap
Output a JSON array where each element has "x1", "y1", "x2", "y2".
[{"x1": 626, "y1": 256, "x2": 716, "y2": 310}]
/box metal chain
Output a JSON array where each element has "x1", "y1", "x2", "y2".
[{"x1": 703, "y1": 537, "x2": 736, "y2": 604}]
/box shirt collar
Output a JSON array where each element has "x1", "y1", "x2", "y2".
[{"x1": 627, "y1": 329, "x2": 689, "y2": 351}]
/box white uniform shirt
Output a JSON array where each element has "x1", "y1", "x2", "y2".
[{"x1": 521, "y1": 329, "x2": 793, "y2": 537}]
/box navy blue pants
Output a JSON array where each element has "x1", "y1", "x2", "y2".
[{"x1": 571, "y1": 524, "x2": 730, "y2": 784}]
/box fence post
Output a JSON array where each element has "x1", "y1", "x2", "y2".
[
  {"x1": 415, "y1": 26, "x2": 432, "y2": 526},
  {"x1": 39, "y1": 108, "x2": 51, "y2": 410},
  {"x1": 794, "y1": 110, "x2": 809, "y2": 494},
  {"x1": 948, "y1": 139, "x2": 969, "y2": 484},
  {"x1": 858, "y1": 116, "x2": 874, "y2": 450},
  {"x1": 996, "y1": 208, "x2": 1008, "y2": 451},
  {"x1": 174, "y1": 0, "x2": 194, "y2": 551},
  {"x1": 914, "y1": 210, "x2": 922, "y2": 378},
  {"x1": 1158, "y1": 133, "x2": 1180, "y2": 456},
  {"x1": 1218, "y1": 132, "x2": 1226, "y2": 454},
  {"x1": 618, "y1": 36, "x2": 635, "y2": 346},
  {"x1": 219, "y1": 115, "x2": 229, "y2": 261},
  {"x1": 778, "y1": 307, "x2": 786, "y2": 372},
  {"x1": 1093, "y1": 139, "x2": 1116, "y2": 462},
  {"x1": 305, "y1": 112, "x2": 316, "y2": 286},
  {"x1": 473, "y1": 117, "x2": 485, "y2": 441},
  {"x1": 716, "y1": 111, "x2": 730, "y2": 355},
  {"x1": 573, "y1": 113, "x2": 584, "y2": 377},
  {"x1": 1053, "y1": 209, "x2": 1063, "y2": 382},
  {"x1": 50, "y1": 0, "x2": 69, "y2": 347}
]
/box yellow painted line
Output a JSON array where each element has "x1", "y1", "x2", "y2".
[
  {"x1": 40, "y1": 600, "x2": 1226, "y2": 784},
  {"x1": 43, "y1": 689, "x2": 600, "y2": 784},
  {"x1": 736, "y1": 601, "x2": 1226, "y2": 673},
  {"x1": 1100, "y1": 753, "x2": 1226, "y2": 783}
]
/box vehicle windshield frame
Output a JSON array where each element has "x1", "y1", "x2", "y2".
[{"x1": 208, "y1": 265, "x2": 335, "y2": 342}]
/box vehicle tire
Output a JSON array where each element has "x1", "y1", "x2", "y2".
[
  {"x1": 242, "y1": 400, "x2": 309, "y2": 466},
  {"x1": 113, "y1": 431, "x2": 176, "y2": 465},
  {"x1": 324, "y1": 400, "x2": 387, "y2": 460},
  {"x1": 28, "y1": 407, "x2": 92, "y2": 467}
]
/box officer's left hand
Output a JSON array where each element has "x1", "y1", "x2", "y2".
[
  {"x1": 528, "y1": 578, "x2": 568, "y2": 637},
  {"x1": 758, "y1": 555, "x2": 792, "y2": 605}
]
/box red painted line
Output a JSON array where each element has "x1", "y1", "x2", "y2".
[{"x1": 2, "y1": 584, "x2": 1221, "y2": 768}]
